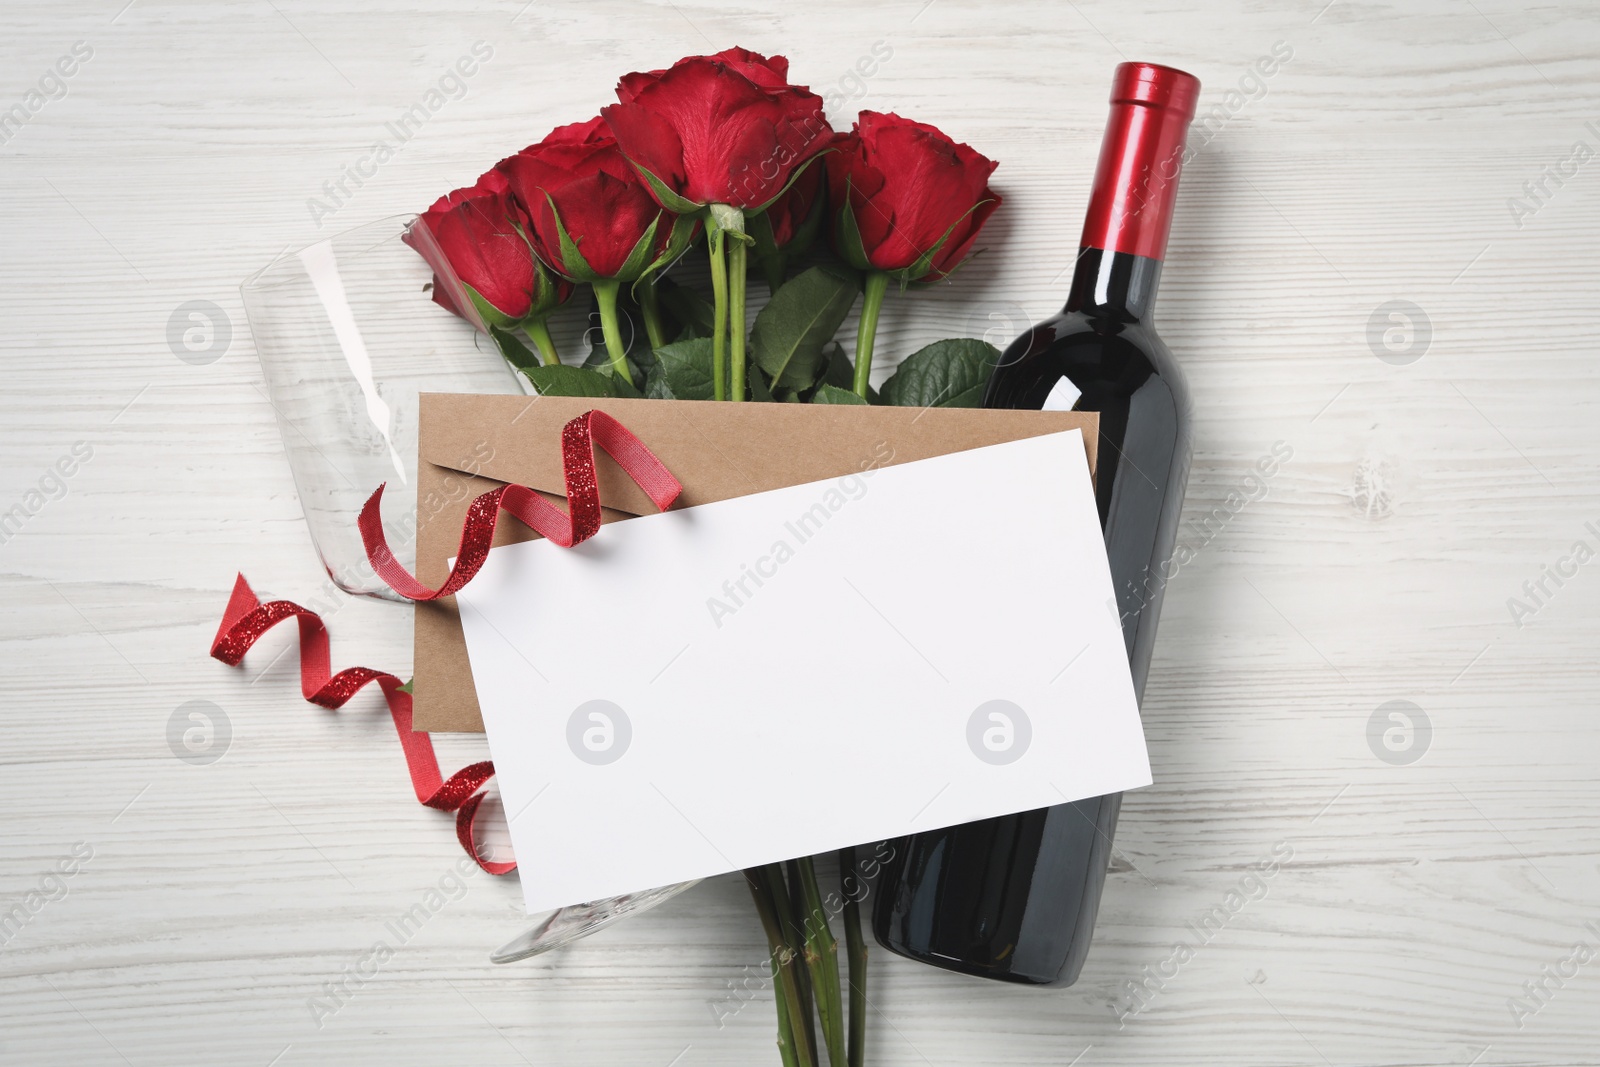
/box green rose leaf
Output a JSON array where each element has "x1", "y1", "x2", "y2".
[
  {"x1": 810, "y1": 383, "x2": 869, "y2": 405},
  {"x1": 747, "y1": 364, "x2": 775, "y2": 402},
  {"x1": 654, "y1": 276, "x2": 716, "y2": 340},
  {"x1": 878, "y1": 338, "x2": 999, "y2": 408},
  {"x1": 490, "y1": 326, "x2": 541, "y2": 373},
  {"x1": 523, "y1": 364, "x2": 630, "y2": 398},
  {"x1": 747, "y1": 209, "x2": 780, "y2": 265},
  {"x1": 611, "y1": 370, "x2": 643, "y2": 398},
  {"x1": 819, "y1": 342, "x2": 854, "y2": 391},
  {"x1": 750, "y1": 265, "x2": 858, "y2": 391},
  {"x1": 816, "y1": 342, "x2": 880, "y2": 403},
  {"x1": 582, "y1": 341, "x2": 646, "y2": 388},
  {"x1": 645, "y1": 337, "x2": 716, "y2": 401}
]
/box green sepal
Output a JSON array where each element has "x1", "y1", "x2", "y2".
[
  {"x1": 628, "y1": 161, "x2": 704, "y2": 215},
  {"x1": 463, "y1": 283, "x2": 521, "y2": 331},
  {"x1": 546, "y1": 193, "x2": 673, "y2": 286},
  {"x1": 747, "y1": 150, "x2": 833, "y2": 216},
  {"x1": 634, "y1": 212, "x2": 699, "y2": 295},
  {"x1": 530, "y1": 259, "x2": 571, "y2": 319},
  {"x1": 907, "y1": 248, "x2": 987, "y2": 290},
  {"x1": 832, "y1": 180, "x2": 873, "y2": 274},
  {"x1": 893, "y1": 197, "x2": 998, "y2": 288},
  {"x1": 612, "y1": 215, "x2": 664, "y2": 284},
  {"x1": 546, "y1": 195, "x2": 598, "y2": 281}
]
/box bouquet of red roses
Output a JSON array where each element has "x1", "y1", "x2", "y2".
[
  {"x1": 410, "y1": 47, "x2": 1004, "y2": 1067},
  {"x1": 414, "y1": 46, "x2": 1001, "y2": 417}
]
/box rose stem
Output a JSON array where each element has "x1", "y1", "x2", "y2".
[
  {"x1": 708, "y1": 229, "x2": 728, "y2": 401},
  {"x1": 728, "y1": 236, "x2": 749, "y2": 401},
  {"x1": 746, "y1": 867, "x2": 815, "y2": 1067},
  {"x1": 839, "y1": 847, "x2": 867, "y2": 1067},
  {"x1": 776, "y1": 860, "x2": 818, "y2": 1055},
  {"x1": 853, "y1": 271, "x2": 889, "y2": 398},
  {"x1": 638, "y1": 277, "x2": 668, "y2": 352},
  {"x1": 591, "y1": 280, "x2": 634, "y2": 386},
  {"x1": 764, "y1": 864, "x2": 822, "y2": 1067},
  {"x1": 796, "y1": 855, "x2": 849, "y2": 1067},
  {"x1": 746, "y1": 870, "x2": 801, "y2": 1067},
  {"x1": 772, "y1": 968, "x2": 801, "y2": 1067},
  {"x1": 522, "y1": 317, "x2": 559, "y2": 366}
]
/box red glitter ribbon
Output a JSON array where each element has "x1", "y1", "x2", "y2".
[
  {"x1": 359, "y1": 408, "x2": 682, "y2": 601},
  {"x1": 210, "y1": 573, "x2": 515, "y2": 875},
  {"x1": 212, "y1": 410, "x2": 678, "y2": 875}
]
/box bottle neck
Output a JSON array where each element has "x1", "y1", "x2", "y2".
[
  {"x1": 1064, "y1": 246, "x2": 1162, "y2": 323},
  {"x1": 1079, "y1": 97, "x2": 1193, "y2": 263},
  {"x1": 1072, "y1": 64, "x2": 1197, "y2": 323}
]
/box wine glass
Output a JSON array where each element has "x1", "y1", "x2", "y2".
[
  {"x1": 241, "y1": 213, "x2": 525, "y2": 601},
  {"x1": 241, "y1": 215, "x2": 697, "y2": 959}
]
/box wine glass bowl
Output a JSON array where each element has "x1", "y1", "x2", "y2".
[{"x1": 240, "y1": 214, "x2": 526, "y2": 601}]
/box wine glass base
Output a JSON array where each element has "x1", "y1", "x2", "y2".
[{"x1": 490, "y1": 881, "x2": 699, "y2": 964}]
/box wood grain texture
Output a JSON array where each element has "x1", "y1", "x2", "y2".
[{"x1": 3, "y1": 0, "x2": 1598, "y2": 1064}]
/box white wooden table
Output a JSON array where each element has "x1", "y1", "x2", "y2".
[{"x1": 4, "y1": 1, "x2": 1597, "y2": 1064}]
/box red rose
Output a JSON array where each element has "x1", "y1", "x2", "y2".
[
  {"x1": 602, "y1": 49, "x2": 832, "y2": 212},
  {"x1": 616, "y1": 46, "x2": 793, "y2": 103},
  {"x1": 541, "y1": 115, "x2": 612, "y2": 146},
  {"x1": 497, "y1": 119, "x2": 692, "y2": 282},
  {"x1": 411, "y1": 171, "x2": 570, "y2": 327},
  {"x1": 827, "y1": 111, "x2": 1000, "y2": 282}
]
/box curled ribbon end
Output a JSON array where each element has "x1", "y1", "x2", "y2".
[
  {"x1": 210, "y1": 573, "x2": 260, "y2": 664},
  {"x1": 209, "y1": 579, "x2": 514, "y2": 875},
  {"x1": 212, "y1": 414, "x2": 675, "y2": 875}
]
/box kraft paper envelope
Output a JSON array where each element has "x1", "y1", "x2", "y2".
[
  {"x1": 413, "y1": 394, "x2": 1099, "y2": 734},
  {"x1": 449, "y1": 423, "x2": 1146, "y2": 915}
]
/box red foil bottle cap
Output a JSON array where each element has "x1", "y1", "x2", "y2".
[{"x1": 1080, "y1": 62, "x2": 1201, "y2": 262}]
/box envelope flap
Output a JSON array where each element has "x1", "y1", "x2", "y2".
[
  {"x1": 419, "y1": 392, "x2": 651, "y2": 510},
  {"x1": 420, "y1": 394, "x2": 1099, "y2": 515}
]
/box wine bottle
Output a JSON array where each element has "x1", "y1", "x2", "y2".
[{"x1": 872, "y1": 62, "x2": 1200, "y2": 987}]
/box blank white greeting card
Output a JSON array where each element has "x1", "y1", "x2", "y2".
[{"x1": 454, "y1": 429, "x2": 1149, "y2": 914}]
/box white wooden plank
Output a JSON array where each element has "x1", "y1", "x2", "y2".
[{"x1": 3, "y1": 1, "x2": 1598, "y2": 1064}]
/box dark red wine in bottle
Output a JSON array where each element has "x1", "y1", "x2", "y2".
[{"x1": 873, "y1": 62, "x2": 1200, "y2": 987}]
